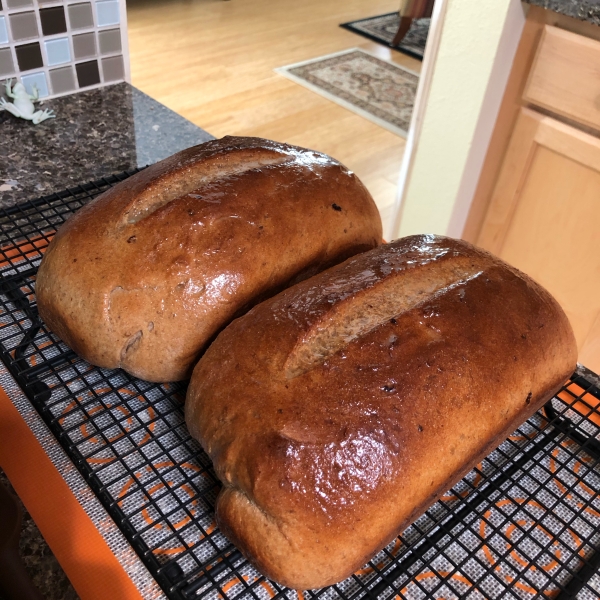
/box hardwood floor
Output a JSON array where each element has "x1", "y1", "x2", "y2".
[{"x1": 126, "y1": 0, "x2": 422, "y2": 230}]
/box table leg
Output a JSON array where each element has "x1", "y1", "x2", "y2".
[{"x1": 392, "y1": 15, "x2": 413, "y2": 46}]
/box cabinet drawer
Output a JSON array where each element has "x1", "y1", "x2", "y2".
[{"x1": 524, "y1": 25, "x2": 600, "y2": 131}]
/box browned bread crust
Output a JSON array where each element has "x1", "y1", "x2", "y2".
[
  {"x1": 35, "y1": 136, "x2": 382, "y2": 382},
  {"x1": 185, "y1": 235, "x2": 577, "y2": 589}
]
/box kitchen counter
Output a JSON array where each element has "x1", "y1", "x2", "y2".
[
  {"x1": 2, "y1": 78, "x2": 600, "y2": 600},
  {"x1": 0, "y1": 82, "x2": 214, "y2": 208},
  {"x1": 0, "y1": 83, "x2": 213, "y2": 600},
  {"x1": 525, "y1": 0, "x2": 600, "y2": 26}
]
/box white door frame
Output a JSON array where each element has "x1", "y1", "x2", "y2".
[{"x1": 388, "y1": 0, "x2": 527, "y2": 241}]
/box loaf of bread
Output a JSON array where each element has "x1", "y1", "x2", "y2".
[
  {"x1": 35, "y1": 136, "x2": 382, "y2": 382},
  {"x1": 185, "y1": 234, "x2": 577, "y2": 589}
]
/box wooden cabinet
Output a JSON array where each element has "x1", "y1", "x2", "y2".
[{"x1": 473, "y1": 20, "x2": 600, "y2": 373}]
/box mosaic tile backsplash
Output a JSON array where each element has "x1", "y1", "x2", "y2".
[{"x1": 0, "y1": 0, "x2": 128, "y2": 99}]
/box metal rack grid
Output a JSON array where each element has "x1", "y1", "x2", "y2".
[{"x1": 0, "y1": 172, "x2": 600, "y2": 600}]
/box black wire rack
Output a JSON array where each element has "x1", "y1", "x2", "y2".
[{"x1": 1, "y1": 172, "x2": 600, "y2": 600}]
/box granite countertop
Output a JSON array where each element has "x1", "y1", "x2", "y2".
[
  {"x1": 525, "y1": 0, "x2": 600, "y2": 25},
  {"x1": 0, "y1": 82, "x2": 214, "y2": 208}
]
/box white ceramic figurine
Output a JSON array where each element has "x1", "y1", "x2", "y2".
[{"x1": 0, "y1": 80, "x2": 55, "y2": 125}]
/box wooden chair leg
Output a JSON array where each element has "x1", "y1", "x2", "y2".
[
  {"x1": 392, "y1": 16, "x2": 413, "y2": 47},
  {"x1": 0, "y1": 482, "x2": 45, "y2": 600}
]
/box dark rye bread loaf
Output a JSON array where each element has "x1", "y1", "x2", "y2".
[
  {"x1": 36, "y1": 136, "x2": 382, "y2": 382},
  {"x1": 185, "y1": 235, "x2": 577, "y2": 589}
]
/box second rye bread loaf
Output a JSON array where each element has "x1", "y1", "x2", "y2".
[
  {"x1": 36, "y1": 136, "x2": 382, "y2": 382},
  {"x1": 186, "y1": 234, "x2": 577, "y2": 589}
]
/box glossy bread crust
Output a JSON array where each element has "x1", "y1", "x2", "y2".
[
  {"x1": 36, "y1": 136, "x2": 382, "y2": 381},
  {"x1": 185, "y1": 235, "x2": 577, "y2": 589}
]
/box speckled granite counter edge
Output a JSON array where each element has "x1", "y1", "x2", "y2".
[
  {"x1": 0, "y1": 82, "x2": 213, "y2": 208},
  {"x1": 524, "y1": 0, "x2": 600, "y2": 26}
]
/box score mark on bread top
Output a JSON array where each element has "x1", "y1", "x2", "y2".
[
  {"x1": 35, "y1": 136, "x2": 383, "y2": 382},
  {"x1": 284, "y1": 248, "x2": 483, "y2": 379}
]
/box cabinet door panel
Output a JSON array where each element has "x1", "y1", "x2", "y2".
[{"x1": 477, "y1": 109, "x2": 600, "y2": 372}]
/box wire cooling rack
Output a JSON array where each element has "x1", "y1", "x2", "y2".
[{"x1": 0, "y1": 172, "x2": 600, "y2": 600}]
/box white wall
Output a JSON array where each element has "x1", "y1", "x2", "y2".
[{"x1": 390, "y1": 0, "x2": 526, "y2": 240}]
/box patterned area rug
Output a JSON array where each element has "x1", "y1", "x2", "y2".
[
  {"x1": 275, "y1": 49, "x2": 418, "y2": 137},
  {"x1": 340, "y1": 12, "x2": 430, "y2": 60}
]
